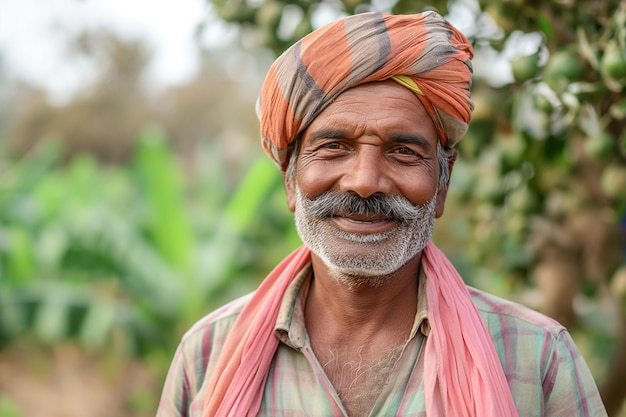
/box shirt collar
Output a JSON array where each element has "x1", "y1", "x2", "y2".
[
  {"x1": 415, "y1": 266, "x2": 431, "y2": 337},
  {"x1": 275, "y1": 262, "x2": 313, "y2": 350},
  {"x1": 274, "y1": 261, "x2": 431, "y2": 349}
]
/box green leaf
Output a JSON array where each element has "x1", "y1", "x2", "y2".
[
  {"x1": 34, "y1": 289, "x2": 69, "y2": 343},
  {"x1": 80, "y1": 300, "x2": 116, "y2": 349},
  {"x1": 133, "y1": 126, "x2": 195, "y2": 274},
  {"x1": 5, "y1": 227, "x2": 35, "y2": 284},
  {"x1": 224, "y1": 156, "x2": 283, "y2": 234},
  {"x1": 536, "y1": 12, "x2": 554, "y2": 40}
]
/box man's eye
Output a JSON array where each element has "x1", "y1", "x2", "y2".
[
  {"x1": 397, "y1": 146, "x2": 416, "y2": 155},
  {"x1": 321, "y1": 141, "x2": 343, "y2": 150}
]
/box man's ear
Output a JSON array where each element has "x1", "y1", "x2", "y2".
[
  {"x1": 284, "y1": 174, "x2": 297, "y2": 213},
  {"x1": 435, "y1": 148, "x2": 457, "y2": 218}
]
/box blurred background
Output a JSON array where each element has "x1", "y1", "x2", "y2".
[{"x1": 0, "y1": 0, "x2": 624, "y2": 416}]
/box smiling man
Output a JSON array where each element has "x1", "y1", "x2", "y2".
[
  {"x1": 156, "y1": 11, "x2": 607, "y2": 417},
  {"x1": 289, "y1": 82, "x2": 444, "y2": 284}
]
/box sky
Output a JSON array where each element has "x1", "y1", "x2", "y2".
[
  {"x1": 0, "y1": 0, "x2": 525, "y2": 103},
  {"x1": 0, "y1": 0, "x2": 230, "y2": 101}
]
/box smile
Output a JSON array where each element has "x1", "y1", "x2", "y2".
[
  {"x1": 330, "y1": 211, "x2": 395, "y2": 222},
  {"x1": 329, "y1": 215, "x2": 399, "y2": 235}
]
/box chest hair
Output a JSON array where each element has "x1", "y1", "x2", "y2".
[{"x1": 317, "y1": 343, "x2": 407, "y2": 417}]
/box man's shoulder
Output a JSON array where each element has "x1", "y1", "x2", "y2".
[{"x1": 468, "y1": 286, "x2": 565, "y2": 337}]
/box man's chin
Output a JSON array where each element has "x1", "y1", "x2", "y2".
[
  {"x1": 321, "y1": 258, "x2": 404, "y2": 288},
  {"x1": 334, "y1": 230, "x2": 393, "y2": 244},
  {"x1": 312, "y1": 245, "x2": 409, "y2": 277},
  {"x1": 309, "y1": 232, "x2": 396, "y2": 258},
  {"x1": 327, "y1": 264, "x2": 397, "y2": 279}
]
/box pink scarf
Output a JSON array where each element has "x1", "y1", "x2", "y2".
[{"x1": 202, "y1": 242, "x2": 519, "y2": 416}]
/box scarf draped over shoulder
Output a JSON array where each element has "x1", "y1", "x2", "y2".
[{"x1": 201, "y1": 243, "x2": 519, "y2": 417}]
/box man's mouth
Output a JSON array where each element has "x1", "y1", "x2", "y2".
[
  {"x1": 332, "y1": 212, "x2": 394, "y2": 222},
  {"x1": 329, "y1": 213, "x2": 398, "y2": 234}
]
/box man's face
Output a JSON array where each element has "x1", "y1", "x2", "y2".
[{"x1": 284, "y1": 80, "x2": 452, "y2": 280}]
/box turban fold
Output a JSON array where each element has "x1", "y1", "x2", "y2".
[{"x1": 257, "y1": 11, "x2": 474, "y2": 170}]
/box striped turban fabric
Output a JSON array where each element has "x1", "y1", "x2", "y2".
[{"x1": 257, "y1": 11, "x2": 474, "y2": 171}]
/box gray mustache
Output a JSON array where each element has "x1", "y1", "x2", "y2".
[{"x1": 302, "y1": 191, "x2": 427, "y2": 222}]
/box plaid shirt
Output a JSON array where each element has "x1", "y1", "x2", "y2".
[{"x1": 156, "y1": 263, "x2": 607, "y2": 417}]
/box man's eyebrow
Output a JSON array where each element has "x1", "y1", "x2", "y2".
[
  {"x1": 389, "y1": 132, "x2": 433, "y2": 150},
  {"x1": 306, "y1": 129, "x2": 348, "y2": 142}
]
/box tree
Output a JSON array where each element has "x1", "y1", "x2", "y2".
[
  {"x1": 205, "y1": 0, "x2": 626, "y2": 414},
  {"x1": 5, "y1": 30, "x2": 153, "y2": 162},
  {"x1": 0, "y1": 26, "x2": 282, "y2": 417}
]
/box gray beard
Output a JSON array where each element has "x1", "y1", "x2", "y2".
[{"x1": 294, "y1": 186, "x2": 437, "y2": 288}]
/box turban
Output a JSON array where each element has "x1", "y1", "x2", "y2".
[{"x1": 257, "y1": 11, "x2": 474, "y2": 170}]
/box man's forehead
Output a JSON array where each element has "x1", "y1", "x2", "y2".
[{"x1": 300, "y1": 81, "x2": 436, "y2": 142}]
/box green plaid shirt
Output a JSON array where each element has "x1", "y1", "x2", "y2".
[{"x1": 156, "y1": 263, "x2": 607, "y2": 417}]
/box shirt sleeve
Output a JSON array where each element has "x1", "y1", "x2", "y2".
[
  {"x1": 155, "y1": 342, "x2": 193, "y2": 417},
  {"x1": 154, "y1": 301, "x2": 244, "y2": 417},
  {"x1": 543, "y1": 329, "x2": 607, "y2": 417}
]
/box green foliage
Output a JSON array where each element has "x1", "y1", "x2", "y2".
[
  {"x1": 134, "y1": 126, "x2": 195, "y2": 273},
  {"x1": 1, "y1": 0, "x2": 624, "y2": 413},
  {"x1": 0, "y1": 131, "x2": 296, "y2": 359},
  {"x1": 0, "y1": 396, "x2": 23, "y2": 417},
  {"x1": 458, "y1": 1, "x2": 626, "y2": 282}
]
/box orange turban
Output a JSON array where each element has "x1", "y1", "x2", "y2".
[{"x1": 257, "y1": 11, "x2": 474, "y2": 170}]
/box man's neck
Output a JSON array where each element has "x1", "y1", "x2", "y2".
[
  {"x1": 303, "y1": 253, "x2": 421, "y2": 416},
  {"x1": 304, "y1": 253, "x2": 421, "y2": 350}
]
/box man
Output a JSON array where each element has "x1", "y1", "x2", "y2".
[{"x1": 156, "y1": 11, "x2": 607, "y2": 417}]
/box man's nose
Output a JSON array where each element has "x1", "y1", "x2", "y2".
[{"x1": 338, "y1": 148, "x2": 393, "y2": 198}]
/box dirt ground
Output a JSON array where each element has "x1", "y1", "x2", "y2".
[{"x1": 0, "y1": 341, "x2": 161, "y2": 417}]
